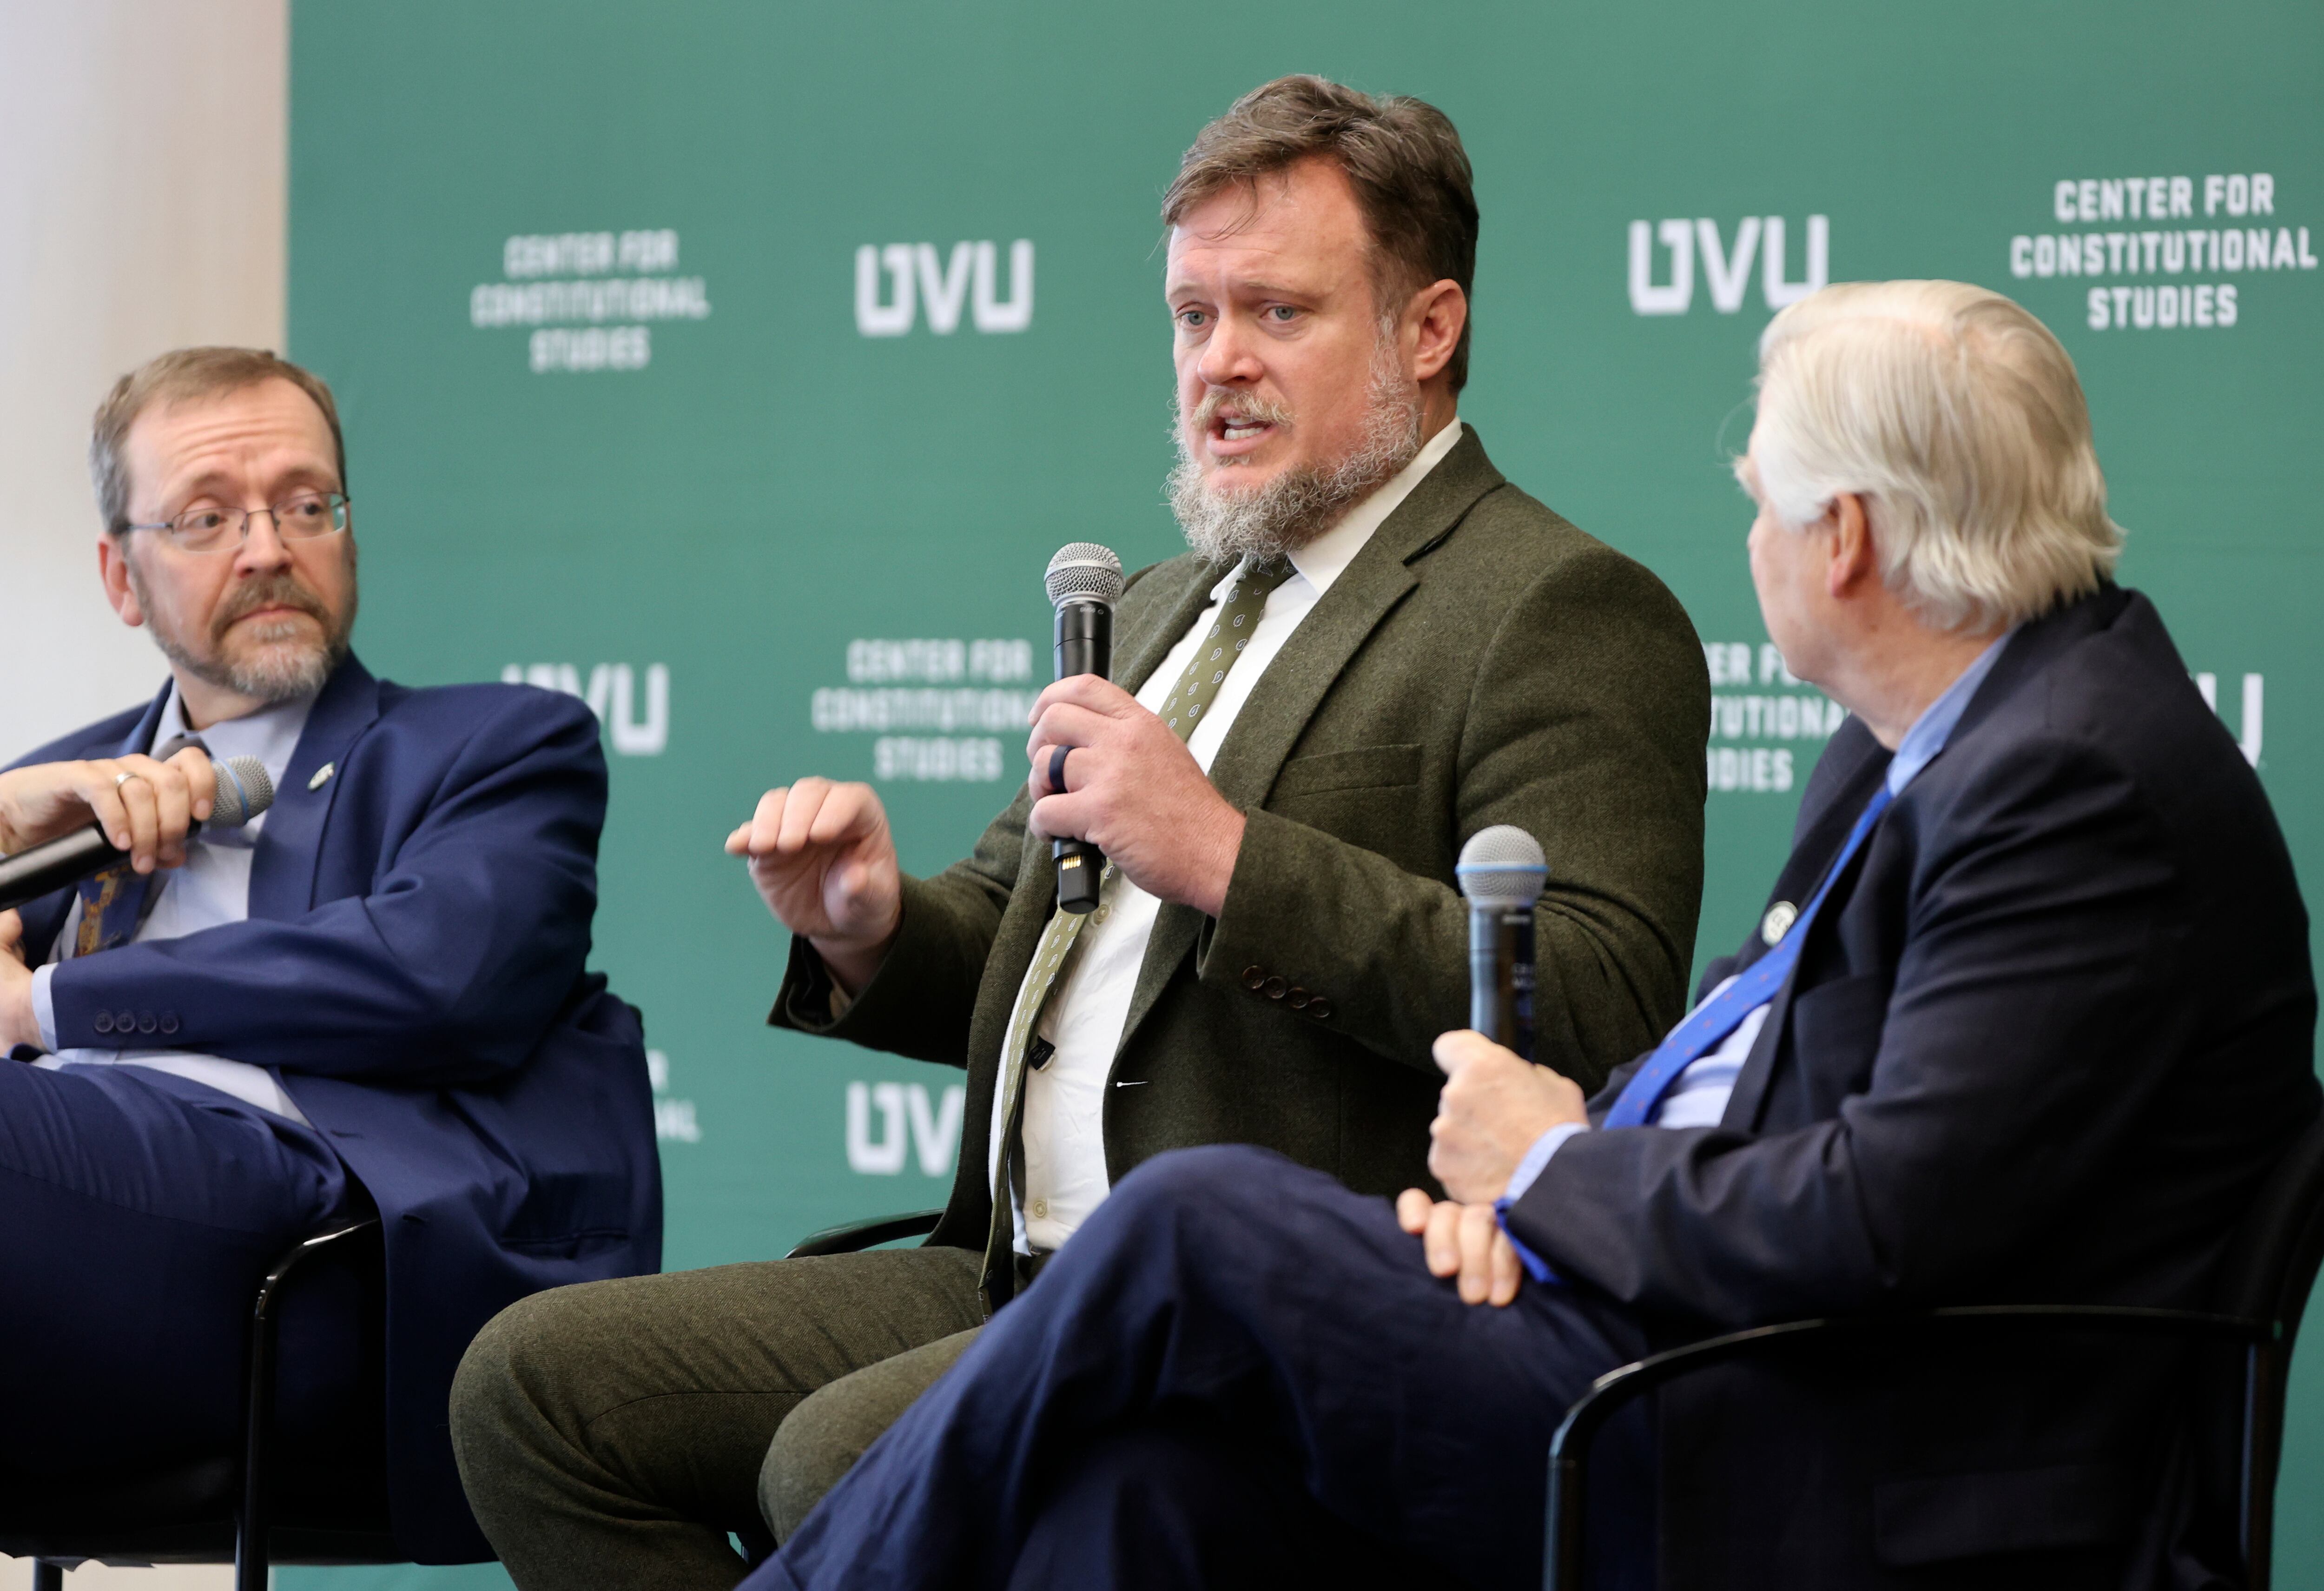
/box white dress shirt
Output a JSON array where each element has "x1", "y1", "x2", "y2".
[
  {"x1": 992, "y1": 418, "x2": 1469, "y2": 1253},
  {"x1": 30, "y1": 684, "x2": 317, "y2": 1123},
  {"x1": 1503, "y1": 627, "x2": 2017, "y2": 1200}
]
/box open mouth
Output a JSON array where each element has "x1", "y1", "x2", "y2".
[{"x1": 1207, "y1": 411, "x2": 1282, "y2": 458}]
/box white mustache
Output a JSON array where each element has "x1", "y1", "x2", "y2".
[{"x1": 1189, "y1": 387, "x2": 1294, "y2": 432}]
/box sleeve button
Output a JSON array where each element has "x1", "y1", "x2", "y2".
[
  {"x1": 137, "y1": 1012, "x2": 158, "y2": 1034},
  {"x1": 1241, "y1": 966, "x2": 1266, "y2": 990},
  {"x1": 93, "y1": 1013, "x2": 114, "y2": 1035},
  {"x1": 1308, "y1": 998, "x2": 1333, "y2": 1021},
  {"x1": 1287, "y1": 987, "x2": 1310, "y2": 1009},
  {"x1": 1263, "y1": 976, "x2": 1287, "y2": 1000},
  {"x1": 115, "y1": 1011, "x2": 136, "y2": 1033},
  {"x1": 159, "y1": 1014, "x2": 180, "y2": 1036}
]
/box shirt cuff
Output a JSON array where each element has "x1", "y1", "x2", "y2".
[
  {"x1": 1503, "y1": 1120, "x2": 1589, "y2": 1203},
  {"x1": 31, "y1": 963, "x2": 57, "y2": 1053}
]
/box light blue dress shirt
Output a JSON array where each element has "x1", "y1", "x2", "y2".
[
  {"x1": 30, "y1": 684, "x2": 317, "y2": 1121},
  {"x1": 1502, "y1": 630, "x2": 2015, "y2": 1202}
]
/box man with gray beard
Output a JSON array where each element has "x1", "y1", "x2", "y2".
[
  {"x1": 450, "y1": 74, "x2": 1707, "y2": 1591},
  {"x1": 0, "y1": 347, "x2": 659, "y2": 1562}
]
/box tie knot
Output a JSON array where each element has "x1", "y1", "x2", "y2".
[{"x1": 1236, "y1": 556, "x2": 1294, "y2": 596}]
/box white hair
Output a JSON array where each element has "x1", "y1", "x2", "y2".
[{"x1": 1743, "y1": 279, "x2": 2124, "y2": 632}]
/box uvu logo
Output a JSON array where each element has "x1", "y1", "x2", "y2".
[
  {"x1": 1629, "y1": 216, "x2": 1829, "y2": 316},
  {"x1": 856, "y1": 241, "x2": 1033, "y2": 336},
  {"x1": 499, "y1": 662, "x2": 670, "y2": 756},
  {"x1": 2196, "y1": 672, "x2": 2265, "y2": 768},
  {"x1": 847, "y1": 1081, "x2": 965, "y2": 1176}
]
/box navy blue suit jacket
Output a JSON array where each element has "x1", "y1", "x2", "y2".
[
  {"x1": 11, "y1": 656, "x2": 662, "y2": 1562},
  {"x1": 1510, "y1": 587, "x2": 2317, "y2": 1582}
]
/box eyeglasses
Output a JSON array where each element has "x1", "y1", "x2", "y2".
[{"x1": 119, "y1": 491, "x2": 352, "y2": 554}]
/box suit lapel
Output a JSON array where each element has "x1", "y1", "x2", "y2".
[
  {"x1": 112, "y1": 682, "x2": 174, "y2": 759},
  {"x1": 1723, "y1": 728, "x2": 1892, "y2": 1131},
  {"x1": 1114, "y1": 568, "x2": 1219, "y2": 696},
  {"x1": 1114, "y1": 427, "x2": 1508, "y2": 1053},
  {"x1": 249, "y1": 656, "x2": 381, "y2": 920}
]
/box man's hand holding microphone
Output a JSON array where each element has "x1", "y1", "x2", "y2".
[
  {"x1": 1397, "y1": 824, "x2": 1589, "y2": 1307},
  {"x1": 727, "y1": 542, "x2": 1248, "y2": 994},
  {"x1": 0, "y1": 744, "x2": 225, "y2": 1052}
]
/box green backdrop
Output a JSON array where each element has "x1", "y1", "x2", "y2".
[{"x1": 281, "y1": 1, "x2": 2323, "y2": 1581}]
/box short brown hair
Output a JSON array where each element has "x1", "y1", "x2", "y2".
[
  {"x1": 1163, "y1": 75, "x2": 1480, "y2": 390},
  {"x1": 90, "y1": 347, "x2": 347, "y2": 532}
]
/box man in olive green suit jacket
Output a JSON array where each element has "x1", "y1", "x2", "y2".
[
  {"x1": 786, "y1": 420, "x2": 1703, "y2": 1271},
  {"x1": 450, "y1": 76, "x2": 1707, "y2": 1591}
]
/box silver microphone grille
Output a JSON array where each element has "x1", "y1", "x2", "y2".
[
  {"x1": 208, "y1": 755, "x2": 276, "y2": 830},
  {"x1": 1456, "y1": 825, "x2": 1548, "y2": 907},
  {"x1": 1045, "y1": 543, "x2": 1124, "y2": 609}
]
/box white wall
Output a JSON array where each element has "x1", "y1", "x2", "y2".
[
  {"x1": 0, "y1": 10, "x2": 286, "y2": 1584},
  {"x1": 0, "y1": 0, "x2": 288, "y2": 761}
]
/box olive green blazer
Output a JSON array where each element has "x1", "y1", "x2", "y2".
[{"x1": 772, "y1": 427, "x2": 1709, "y2": 1297}]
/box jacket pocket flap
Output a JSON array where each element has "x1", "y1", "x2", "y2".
[
  {"x1": 1272, "y1": 742, "x2": 1424, "y2": 798},
  {"x1": 1874, "y1": 1461, "x2": 2132, "y2": 1567}
]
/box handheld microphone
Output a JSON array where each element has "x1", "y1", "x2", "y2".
[
  {"x1": 0, "y1": 752, "x2": 275, "y2": 913},
  {"x1": 1044, "y1": 542, "x2": 1124, "y2": 915},
  {"x1": 1457, "y1": 826, "x2": 1548, "y2": 1058}
]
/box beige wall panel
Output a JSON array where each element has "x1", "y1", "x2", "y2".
[{"x1": 0, "y1": 0, "x2": 288, "y2": 758}]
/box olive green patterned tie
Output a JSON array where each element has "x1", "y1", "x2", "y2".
[{"x1": 984, "y1": 556, "x2": 1296, "y2": 1291}]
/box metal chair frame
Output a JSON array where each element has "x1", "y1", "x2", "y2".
[
  {"x1": 1544, "y1": 1111, "x2": 2324, "y2": 1591},
  {"x1": 26, "y1": 1215, "x2": 397, "y2": 1591}
]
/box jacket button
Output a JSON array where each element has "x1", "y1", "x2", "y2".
[
  {"x1": 1241, "y1": 966, "x2": 1266, "y2": 990},
  {"x1": 137, "y1": 1012, "x2": 158, "y2": 1034},
  {"x1": 115, "y1": 1011, "x2": 136, "y2": 1033},
  {"x1": 1287, "y1": 987, "x2": 1310, "y2": 1009},
  {"x1": 1263, "y1": 976, "x2": 1287, "y2": 1000},
  {"x1": 1308, "y1": 998, "x2": 1333, "y2": 1021},
  {"x1": 159, "y1": 1013, "x2": 179, "y2": 1036},
  {"x1": 93, "y1": 1012, "x2": 114, "y2": 1034}
]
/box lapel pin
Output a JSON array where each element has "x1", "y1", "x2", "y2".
[
  {"x1": 308, "y1": 762, "x2": 336, "y2": 792},
  {"x1": 1761, "y1": 901, "x2": 1799, "y2": 946}
]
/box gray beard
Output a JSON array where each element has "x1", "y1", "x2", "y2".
[
  {"x1": 1167, "y1": 342, "x2": 1424, "y2": 567},
  {"x1": 130, "y1": 562, "x2": 356, "y2": 706}
]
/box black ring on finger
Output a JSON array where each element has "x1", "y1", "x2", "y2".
[{"x1": 1047, "y1": 744, "x2": 1070, "y2": 796}]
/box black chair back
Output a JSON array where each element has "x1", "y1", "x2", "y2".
[
  {"x1": 2211, "y1": 1109, "x2": 2324, "y2": 1331},
  {"x1": 2194, "y1": 1107, "x2": 2324, "y2": 1590}
]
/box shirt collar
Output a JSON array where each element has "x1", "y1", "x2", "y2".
[
  {"x1": 1206, "y1": 418, "x2": 1466, "y2": 603},
  {"x1": 1885, "y1": 629, "x2": 2016, "y2": 795},
  {"x1": 152, "y1": 683, "x2": 321, "y2": 835}
]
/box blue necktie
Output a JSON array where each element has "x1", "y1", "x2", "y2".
[
  {"x1": 1495, "y1": 781, "x2": 1895, "y2": 1281},
  {"x1": 1602, "y1": 781, "x2": 1894, "y2": 1129}
]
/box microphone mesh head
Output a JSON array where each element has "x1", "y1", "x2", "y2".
[
  {"x1": 1456, "y1": 824, "x2": 1548, "y2": 907},
  {"x1": 1045, "y1": 543, "x2": 1124, "y2": 609},
  {"x1": 209, "y1": 755, "x2": 276, "y2": 830}
]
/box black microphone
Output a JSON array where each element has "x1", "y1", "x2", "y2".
[
  {"x1": 1044, "y1": 542, "x2": 1124, "y2": 915},
  {"x1": 0, "y1": 751, "x2": 276, "y2": 913},
  {"x1": 1457, "y1": 826, "x2": 1548, "y2": 1058}
]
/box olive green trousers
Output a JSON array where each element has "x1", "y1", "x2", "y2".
[{"x1": 449, "y1": 1245, "x2": 984, "y2": 1591}]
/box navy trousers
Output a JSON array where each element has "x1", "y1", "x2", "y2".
[
  {"x1": 0, "y1": 1060, "x2": 374, "y2": 1483},
  {"x1": 754, "y1": 1145, "x2": 1655, "y2": 1591}
]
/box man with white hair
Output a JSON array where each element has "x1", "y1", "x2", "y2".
[{"x1": 747, "y1": 280, "x2": 2317, "y2": 1591}]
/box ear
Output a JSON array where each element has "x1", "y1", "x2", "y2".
[
  {"x1": 97, "y1": 536, "x2": 146, "y2": 628},
  {"x1": 1406, "y1": 279, "x2": 1468, "y2": 385},
  {"x1": 1823, "y1": 492, "x2": 1878, "y2": 600}
]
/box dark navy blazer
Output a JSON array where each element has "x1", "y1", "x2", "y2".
[
  {"x1": 1511, "y1": 587, "x2": 2318, "y2": 1584},
  {"x1": 10, "y1": 655, "x2": 662, "y2": 1562}
]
